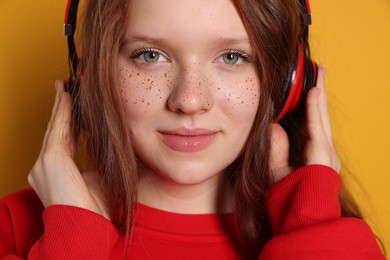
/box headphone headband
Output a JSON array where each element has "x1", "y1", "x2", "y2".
[
  {"x1": 64, "y1": 0, "x2": 80, "y2": 94},
  {"x1": 300, "y1": 0, "x2": 312, "y2": 25},
  {"x1": 64, "y1": 0, "x2": 79, "y2": 36}
]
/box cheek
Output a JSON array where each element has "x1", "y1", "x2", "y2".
[
  {"x1": 215, "y1": 73, "x2": 260, "y2": 118},
  {"x1": 118, "y1": 67, "x2": 167, "y2": 115}
]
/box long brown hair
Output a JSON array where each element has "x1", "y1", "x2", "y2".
[
  {"x1": 74, "y1": 0, "x2": 364, "y2": 258},
  {"x1": 75, "y1": 0, "x2": 137, "y2": 232},
  {"x1": 230, "y1": 0, "x2": 302, "y2": 256}
]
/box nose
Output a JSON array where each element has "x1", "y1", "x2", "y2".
[{"x1": 167, "y1": 66, "x2": 213, "y2": 115}]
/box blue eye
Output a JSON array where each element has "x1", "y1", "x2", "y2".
[{"x1": 131, "y1": 48, "x2": 168, "y2": 63}]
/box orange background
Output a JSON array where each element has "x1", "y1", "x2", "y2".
[{"x1": 1, "y1": 0, "x2": 389, "y2": 254}]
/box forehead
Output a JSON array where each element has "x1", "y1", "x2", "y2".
[{"x1": 125, "y1": 0, "x2": 248, "y2": 41}]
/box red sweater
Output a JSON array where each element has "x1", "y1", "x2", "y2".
[{"x1": 0, "y1": 165, "x2": 385, "y2": 259}]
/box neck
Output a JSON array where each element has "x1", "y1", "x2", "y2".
[{"x1": 137, "y1": 167, "x2": 233, "y2": 214}]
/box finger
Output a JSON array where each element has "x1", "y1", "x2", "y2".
[
  {"x1": 305, "y1": 86, "x2": 325, "y2": 141},
  {"x1": 45, "y1": 85, "x2": 75, "y2": 156},
  {"x1": 316, "y1": 66, "x2": 334, "y2": 147},
  {"x1": 305, "y1": 86, "x2": 336, "y2": 168},
  {"x1": 41, "y1": 81, "x2": 65, "y2": 150}
]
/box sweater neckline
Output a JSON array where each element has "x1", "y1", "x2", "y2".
[{"x1": 134, "y1": 202, "x2": 235, "y2": 235}]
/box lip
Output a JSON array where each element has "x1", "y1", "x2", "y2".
[{"x1": 158, "y1": 128, "x2": 218, "y2": 152}]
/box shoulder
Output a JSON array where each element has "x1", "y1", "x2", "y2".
[{"x1": 0, "y1": 188, "x2": 44, "y2": 257}]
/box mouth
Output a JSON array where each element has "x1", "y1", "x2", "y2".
[{"x1": 158, "y1": 128, "x2": 218, "y2": 152}]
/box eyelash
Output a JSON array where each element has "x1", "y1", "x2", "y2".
[
  {"x1": 130, "y1": 47, "x2": 169, "y2": 61},
  {"x1": 224, "y1": 49, "x2": 253, "y2": 63},
  {"x1": 129, "y1": 47, "x2": 252, "y2": 64}
]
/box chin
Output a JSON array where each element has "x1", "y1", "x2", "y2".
[{"x1": 150, "y1": 162, "x2": 226, "y2": 187}]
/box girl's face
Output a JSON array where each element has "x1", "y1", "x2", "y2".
[{"x1": 118, "y1": 0, "x2": 260, "y2": 187}]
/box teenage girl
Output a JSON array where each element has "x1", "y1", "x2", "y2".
[{"x1": 0, "y1": 0, "x2": 385, "y2": 259}]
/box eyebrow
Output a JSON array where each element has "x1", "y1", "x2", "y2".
[
  {"x1": 121, "y1": 35, "x2": 251, "y2": 48},
  {"x1": 213, "y1": 37, "x2": 251, "y2": 47},
  {"x1": 121, "y1": 36, "x2": 170, "y2": 47}
]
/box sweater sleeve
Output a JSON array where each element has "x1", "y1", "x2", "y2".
[
  {"x1": 0, "y1": 189, "x2": 44, "y2": 259},
  {"x1": 27, "y1": 205, "x2": 119, "y2": 260},
  {"x1": 259, "y1": 165, "x2": 385, "y2": 259},
  {"x1": 0, "y1": 189, "x2": 119, "y2": 260},
  {"x1": 0, "y1": 200, "x2": 16, "y2": 257}
]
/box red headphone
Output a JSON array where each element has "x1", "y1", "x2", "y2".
[
  {"x1": 64, "y1": 0, "x2": 318, "y2": 121},
  {"x1": 275, "y1": 0, "x2": 318, "y2": 122}
]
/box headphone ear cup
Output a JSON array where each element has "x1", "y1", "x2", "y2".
[
  {"x1": 274, "y1": 65, "x2": 295, "y2": 121},
  {"x1": 274, "y1": 43, "x2": 318, "y2": 122},
  {"x1": 275, "y1": 43, "x2": 305, "y2": 122},
  {"x1": 281, "y1": 66, "x2": 295, "y2": 104}
]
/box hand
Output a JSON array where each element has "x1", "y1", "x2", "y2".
[
  {"x1": 28, "y1": 81, "x2": 110, "y2": 220},
  {"x1": 270, "y1": 66, "x2": 341, "y2": 184}
]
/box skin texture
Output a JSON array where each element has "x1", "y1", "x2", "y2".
[{"x1": 27, "y1": 0, "x2": 339, "y2": 219}]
